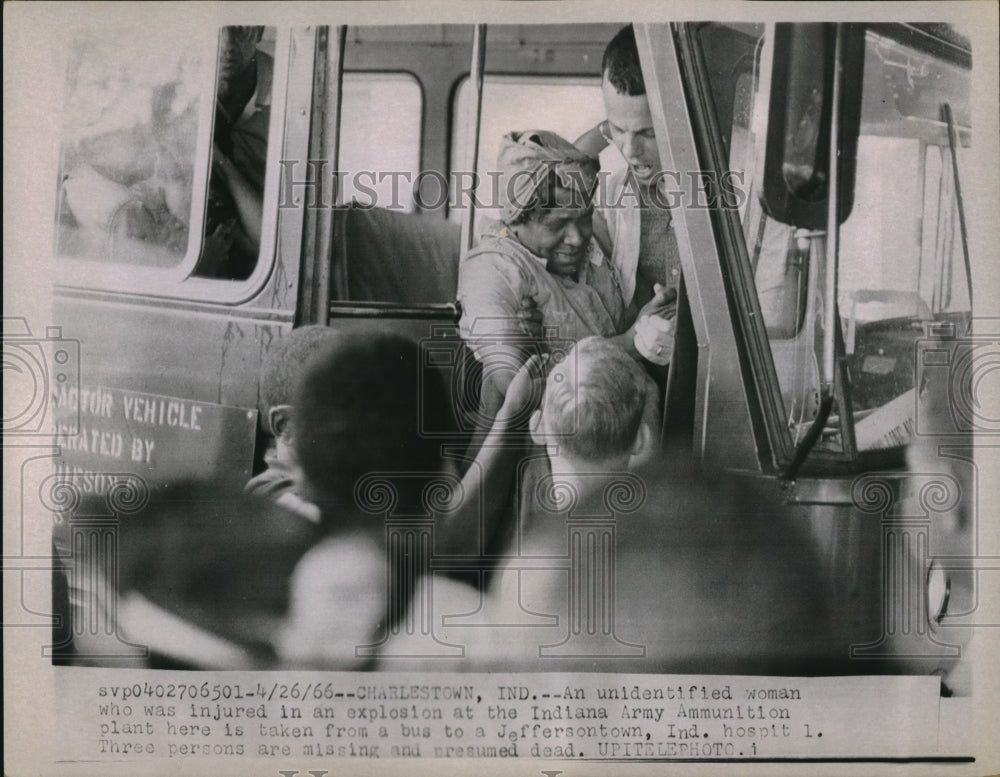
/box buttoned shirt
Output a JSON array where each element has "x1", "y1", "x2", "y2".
[{"x1": 597, "y1": 167, "x2": 682, "y2": 309}]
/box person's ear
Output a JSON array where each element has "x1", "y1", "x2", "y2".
[
  {"x1": 268, "y1": 405, "x2": 293, "y2": 441},
  {"x1": 630, "y1": 421, "x2": 653, "y2": 458},
  {"x1": 529, "y1": 409, "x2": 545, "y2": 447}
]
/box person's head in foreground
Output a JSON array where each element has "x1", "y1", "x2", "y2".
[
  {"x1": 293, "y1": 331, "x2": 451, "y2": 522},
  {"x1": 258, "y1": 325, "x2": 342, "y2": 465},
  {"x1": 602, "y1": 24, "x2": 662, "y2": 187},
  {"x1": 498, "y1": 130, "x2": 600, "y2": 281},
  {"x1": 530, "y1": 336, "x2": 651, "y2": 473}
]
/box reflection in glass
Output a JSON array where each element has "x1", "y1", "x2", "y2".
[
  {"x1": 779, "y1": 25, "x2": 831, "y2": 203},
  {"x1": 712, "y1": 24, "x2": 972, "y2": 454},
  {"x1": 56, "y1": 32, "x2": 203, "y2": 267}
]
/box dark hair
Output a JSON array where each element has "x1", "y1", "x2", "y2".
[
  {"x1": 115, "y1": 481, "x2": 318, "y2": 647},
  {"x1": 602, "y1": 24, "x2": 645, "y2": 96},
  {"x1": 293, "y1": 333, "x2": 450, "y2": 511},
  {"x1": 259, "y1": 326, "x2": 341, "y2": 425}
]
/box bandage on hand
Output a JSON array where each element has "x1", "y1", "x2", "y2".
[
  {"x1": 638, "y1": 283, "x2": 678, "y2": 321},
  {"x1": 634, "y1": 314, "x2": 674, "y2": 365}
]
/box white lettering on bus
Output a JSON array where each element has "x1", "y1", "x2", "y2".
[{"x1": 122, "y1": 396, "x2": 203, "y2": 430}]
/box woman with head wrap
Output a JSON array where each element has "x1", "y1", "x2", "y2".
[{"x1": 457, "y1": 130, "x2": 672, "y2": 430}]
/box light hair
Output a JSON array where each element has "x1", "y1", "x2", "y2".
[{"x1": 542, "y1": 337, "x2": 646, "y2": 462}]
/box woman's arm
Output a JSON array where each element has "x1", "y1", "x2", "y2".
[{"x1": 439, "y1": 355, "x2": 548, "y2": 556}]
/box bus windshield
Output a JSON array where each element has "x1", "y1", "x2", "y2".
[{"x1": 701, "y1": 22, "x2": 972, "y2": 458}]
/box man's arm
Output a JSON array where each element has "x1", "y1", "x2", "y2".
[
  {"x1": 212, "y1": 142, "x2": 263, "y2": 255},
  {"x1": 575, "y1": 121, "x2": 609, "y2": 158}
]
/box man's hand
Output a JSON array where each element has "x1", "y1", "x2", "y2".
[
  {"x1": 574, "y1": 121, "x2": 610, "y2": 157},
  {"x1": 496, "y1": 353, "x2": 549, "y2": 427}
]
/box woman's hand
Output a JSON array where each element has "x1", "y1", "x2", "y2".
[
  {"x1": 633, "y1": 284, "x2": 677, "y2": 365},
  {"x1": 634, "y1": 314, "x2": 674, "y2": 365},
  {"x1": 516, "y1": 297, "x2": 544, "y2": 339}
]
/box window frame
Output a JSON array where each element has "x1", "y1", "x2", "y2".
[
  {"x1": 682, "y1": 21, "x2": 972, "y2": 474},
  {"x1": 447, "y1": 72, "x2": 607, "y2": 224},
  {"x1": 53, "y1": 27, "x2": 304, "y2": 306},
  {"x1": 337, "y1": 70, "x2": 425, "y2": 213}
]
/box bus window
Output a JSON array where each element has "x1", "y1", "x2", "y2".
[
  {"x1": 332, "y1": 28, "x2": 460, "y2": 306},
  {"x1": 702, "y1": 23, "x2": 972, "y2": 459},
  {"x1": 56, "y1": 25, "x2": 287, "y2": 293},
  {"x1": 834, "y1": 30, "x2": 971, "y2": 451},
  {"x1": 56, "y1": 30, "x2": 206, "y2": 268},
  {"x1": 450, "y1": 75, "x2": 609, "y2": 233},
  {"x1": 193, "y1": 26, "x2": 277, "y2": 280},
  {"x1": 922, "y1": 144, "x2": 971, "y2": 314},
  {"x1": 338, "y1": 73, "x2": 423, "y2": 212}
]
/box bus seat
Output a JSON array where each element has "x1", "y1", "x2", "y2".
[
  {"x1": 331, "y1": 203, "x2": 482, "y2": 454},
  {"x1": 336, "y1": 202, "x2": 460, "y2": 305}
]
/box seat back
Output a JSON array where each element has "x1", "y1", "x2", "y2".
[{"x1": 336, "y1": 203, "x2": 460, "y2": 305}]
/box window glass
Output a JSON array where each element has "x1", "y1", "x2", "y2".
[
  {"x1": 337, "y1": 73, "x2": 422, "y2": 212},
  {"x1": 56, "y1": 26, "x2": 281, "y2": 284},
  {"x1": 450, "y1": 76, "x2": 610, "y2": 233},
  {"x1": 56, "y1": 30, "x2": 206, "y2": 268},
  {"x1": 704, "y1": 23, "x2": 971, "y2": 456},
  {"x1": 194, "y1": 26, "x2": 277, "y2": 280},
  {"x1": 837, "y1": 33, "x2": 971, "y2": 451},
  {"x1": 335, "y1": 72, "x2": 456, "y2": 305}
]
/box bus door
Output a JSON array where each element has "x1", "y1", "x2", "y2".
[
  {"x1": 310, "y1": 23, "x2": 624, "y2": 452},
  {"x1": 636, "y1": 21, "x2": 974, "y2": 690}
]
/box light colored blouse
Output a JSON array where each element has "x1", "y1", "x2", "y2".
[{"x1": 457, "y1": 221, "x2": 628, "y2": 364}]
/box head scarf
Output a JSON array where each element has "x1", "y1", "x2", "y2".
[{"x1": 496, "y1": 130, "x2": 599, "y2": 222}]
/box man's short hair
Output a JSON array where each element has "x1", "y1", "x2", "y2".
[
  {"x1": 602, "y1": 24, "x2": 645, "y2": 96},
  {"x1": 259, "y1": 326, "x2": 340, "y2": 430},
  {"x1": 293, "y1": 332, "x2": 450, "y2": 507},
  {"x1": 542, "y1": 337, "x2": 646, "y2": 462}
]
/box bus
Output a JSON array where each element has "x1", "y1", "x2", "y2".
[{"x1": 13, "y1": 14, "x2": 987, "y2": 700}]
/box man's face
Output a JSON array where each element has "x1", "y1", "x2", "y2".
[
  {"x1": 514, "y1": 186, "x2": 594, "y2": 279},
  {"x1": 602, "y1": 78, "x2": 662, "y2": 186},
  {"x1": 218, "y1": 26, "x2": 260, "y2": 88}
]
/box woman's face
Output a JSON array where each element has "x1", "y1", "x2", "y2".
[{"x1": 512, "y1": 185, "x2": 594, "y2": 280}]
